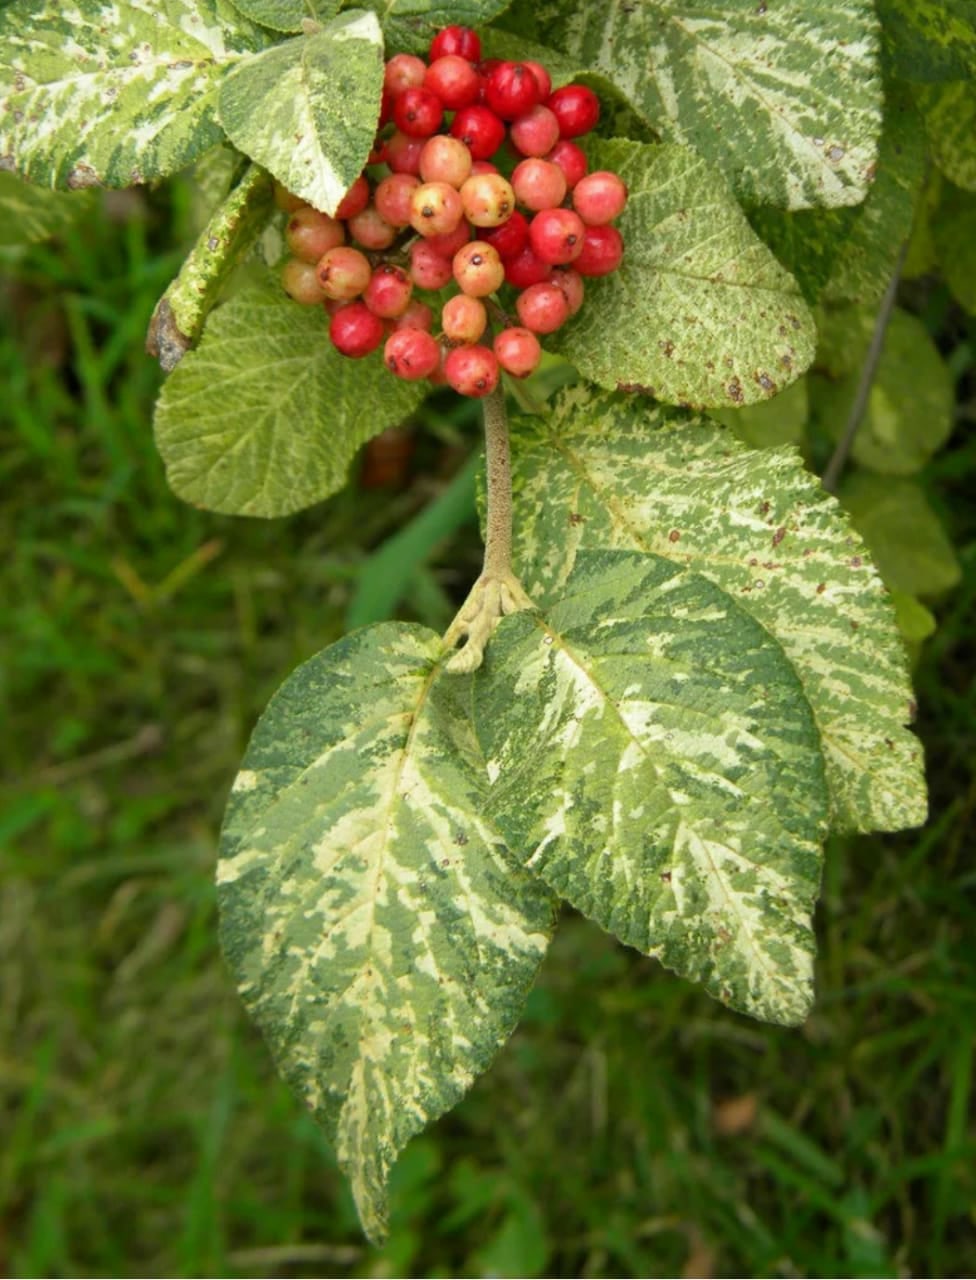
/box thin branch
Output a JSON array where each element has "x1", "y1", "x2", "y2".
[{"x1": 822, "y1": 238, "x2": 910, "y2": 494}]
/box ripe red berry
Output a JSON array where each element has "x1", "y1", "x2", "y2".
[
  {"x1": 529, "y1": 207, "x2": 586, "y2": 265},
  {"x1": 419, "y1": 134, "x2": 473, "y2": 187},
  {"x1": 494, "y1": 326, "x2": 542, "y2": 377},
  {"x1": 425, "y1": 220, "x2": 471, "y2": 258},
  {"x1": 409, "y1": 240, "x2": 454, "y2": 290},
  {"x1": 504, "y1": 244, "x2": 552, "y2": 288},
  {"x1": 393, "y1": 299, "x2": 434, "y2": 331},
  {"x1": 546, "y1": 139, "x2": 588, "y2": 189},
  {"x1": 316, "y1": 246, "x2": 372, "y2": 300},
  {"x1": 424, "y1": 55, "x2": 481, "y2": 109},
  {"x1": 550, "y1": 266, "x2": 585, "y2": 315},
  {"x1": 444, "y1": 344, "x2": 499, "y2": 397},
  {"x1": 511, "y1": 158, "x2": 567, "y2": 211},
  {"x1": 335, "y1": 175, "x2": 369, "y2": 220},
  {"x1": 330, "y1": 301, "x2": 385, "y2": 357},
  {"x1": 509, "y1": 104, "x2": 560, "y2": 158},
  {"x1": 374, "y1": 172, "x2": 421, "y2": 227},
  {"x1": 364, "y1": 264, "x2": 413, "y2": 319},
  {"x1": 383, "y1": 131, "x2": 425, "y2": 175},
  {"x1": 522, "y1": 60, "x2": 552, "y2": 101},
  {"x1": 410, "y1": 181, "x2": 464, "y2": 237},
  {"x1": 348, "y1": 204, "x2": 397, "y2": 250},
  {"x1": 384, "y1": 53, "x2": 427, "y2": 97},
  {"x1": 573, "y1": 170, "x2": 628, "y2": 224},
  {"x1": 575, "y1": 224, "x2": 624, "y2": 276},
  {"x1": 481, "y1": 208, "x2": 529, "y2": 259},
  {"x1": 281, "y1": 258, "x2": 328, "y2": 305},
  {"x1": 459, "y1": 172, "x2": 516, "y2": 227},
  {"x1": 450, "y1": 106, "x2": 506, "y2": 160},
  {"x1": 384, "y1": 328, "x2": 442, "y2": 380},
  {"x1": 516, "y1": 281, "x2": 570, "y2": 333},
  {"x1": 546, "y1": 84, "x2": 601, "y2": 138},
  {"x1": 453, "y1": 241, "x2": 505, "y2": 297},
  {"x1": 430, "y1": 25, "x2": 481, "y2": 63},
  {"x1": 442, "y1": 293, "x2": 487, "y2": 343},
  {"x1": 394, "y1": 87, "x2": 444, "y2": 138},
  {"x1": 470, "y1": 159, "x2": 499, "y2": 176},
  {"x1": 484, "y1": 61, "x2": 541, "y2": 120},
  {"x1": 285, "y1": 206, "x2": 345, "y2": 263}
]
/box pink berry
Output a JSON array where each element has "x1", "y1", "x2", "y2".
[
  {"x1": 394, "y1": 87, "x2": 443, "y2": 138},
  {"x1": 335, "y1": 175, "x2": 369, "y2": 220},
  {"x1": 442, "y1": 294, "x2": 487, "y2": 343},
  {"x1": 444, "y1": 344, "x2": 499, "y2": 397},
  {"x1": 424, "y1": 55, "x2": 481, "y2": 109},
  {"x1": 509, "y1": 105, "x2": 560, "y2": 158},
  {"x1": 529, "y1": 207, "x2": 586, "y2": 265},
  {"x1": 573, "y1": 170, "x2": 628, "y2": 225},
  {"x1": 410, "y1": 181, "x2": 464, "y2": 237},
  {"x1": 493, "y1": 326, "x2": 542, "y2": 378},
  {"x1": 384, "y1": 53, "x2": 426, "y2": 97},
  {"x1": 348, "y1": 205, "x2": 397, "y2": 250},
  {"x1": 425, "y1": 220, "x2": 472, "y2": 258},
  {"x1": 481, "y1": 208, "x2": 529, "y2": 259},
  {"x1": 546, "y1": 139, "x2": 588, "y2": 189},
  {"x1": 281, "y1": 258, "x2": 328, "y2": 305},
  {"x1": 430, "y1": 25, "x2": 481, "y2": 63},
  {"x1": 453, "y1": 241, "x2": 505, "y2": 297},
  {"x1": 364, "y1": 264, "x2": 413, "y2": 319},
  {"x1": 484, "y1": 61, "x2": 541, "y2": 120},
  {"x1": 550, "y1": 266, "x2": 585, "y2": 315},
  {"x1": 459, "y1": 172, "x2": 516, "y2": 227},
  {"x1": 383, "y1": 131, "x2": 425, "y2": 175},
  {"x1": 409, "y1": 241, "x2": 454, "y2": 290},
  {"x1": 419, "y1": 135, "x2": 473, "y2": 188},
  {"x1": 450, "y1": 106, "x2": 506, "y2": 161},
  {"x1": 511, "y1": 158, "x2": 567, "y2": 211},
  {"x1": 374, "y1": 172, "x2": 421, "y2": 227},
  {"x1": 575, "y1": 224, "x2": 624, "y2": 276},
  {"x1": 316, "y1": 246, "x2": 372, "y2": 300},
  {"x1": 285, "y1": 206, "x2": 345, "y2": 263},
  {"x1": 516, "y1": 281, "x2": 569, "y2": 333},
  {"x1": 504, "y1": 245, "x2": 551, "y2": 288},
  {"x1": 384, "y1": 328, "x2": 442, "y2": 380},
  {"x1": 330, "y1": 301, "x2": 385, "y2": 357},
  {"x1": 470, "y1": 159, "x2": 499, "y2": 176},
  {"x1": 547, "y1": 84, "x2": 601, "y2": 138},
  {"x1": 522, "y1": 60, "x2": 552, "y2": 101},
  {"x1": 394, "y1": 299, "x2": 434, "y2": 331}
]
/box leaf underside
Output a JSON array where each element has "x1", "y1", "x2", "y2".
[
  {"x1": 508, "y1": 387, "x2": 927, "y2": 834},
  {"x1": 219, "y1": 623, "x2": 556, "y2": 1241}
]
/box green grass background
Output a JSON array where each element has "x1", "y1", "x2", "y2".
[{"x1": 2, "y1": 184, "x2": 974, "y2": 1279}]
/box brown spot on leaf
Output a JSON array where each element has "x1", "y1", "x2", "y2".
[
  {"x1": 669, "y1": 529, "x2": 681, "y2": 543},
  {"x1": 67, "y1": 162, "x2": 100, "y2": 189},
  {"x1": 816, "y1": 582, "x2": 826, "y2": 593},
  {"x1": 772, "y1": 527, "x2": 786, "y2": 547},
  {"x1": 727, "y1": 377, "x2": 744, "y2": 403},
  {"x1": 569, "y1": 512, "x2": 584, "y2": 526},
  {"x1": 145, "y1": 297, "x2": 192, "y2": 373},
  {"x1": 617, "y1": 381, "x2": 655, "y2": 395}
]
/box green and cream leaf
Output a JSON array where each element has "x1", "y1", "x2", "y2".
[
  {"x1": 219, "y1": 622, "x2": 556, "y2": 1241},
  {"x1": 550, "y1": 140, "x2": 815, "y2": 408},
  {"x1": 508, "y1": 386, "x2": 926, "y2": 834},
  {"x1": 347, "y1": 0, "x2": 513, "y2": 54},
  {"x1": 474, "y1": 550, "x2": 829, "y2": 1026},
  {"x1": 218, "y1": 10, "x2": 383, "y2": 215},
  {"x1": 229, "y1": 0, "x2": 340, "y2": 32},
  {"x1": 154, "y1": 273, "x2": 428, "y2": 517}
]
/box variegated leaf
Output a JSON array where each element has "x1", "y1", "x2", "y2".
[
  {"x1": 0, "y1": 0, "x2": 268, "y2": 189},
  {"x1": 507, "y1": 386, "x2": 926, "y2": 834},
  {"x1": 153, "y1": 273, "x2": 428, "y2": 516},
  {"x1": 876, "y1": 0, "x2": 976, "y2": 83},
  {"x1": 218, "y1": 10, "x2": 382, "y2": 216},
  {"x1": 474, "y1": 550, "x2": 829, "y2": 1026},
  {"x1": 550, "y1": 139, "x2": 815, "y2": 408},
  {"x1": 501, "y1": 0, "x2": 882, "y2": 209},
  {"x1": 348, "y1": 0, "x2": 513, "y2": 54},
  {"x1": 916, "y1": 80, "x2": 976, "y2": 192},
  {"x1": 229, "y1": 0, "x2": 340, "y2": 32},
  {"x1": 219, "y1": 623, "x2": 556, "y2": 1241}
]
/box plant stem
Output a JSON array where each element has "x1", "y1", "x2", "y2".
[{"x1": 822, "y1": 238, "x2": 909, "y2": 494}]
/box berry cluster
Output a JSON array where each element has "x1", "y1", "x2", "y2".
[{"x1": 278, "y1": 25, "x2": 627, "y2": 397}]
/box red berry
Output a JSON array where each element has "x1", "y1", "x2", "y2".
[
  {"x1": 573, "y1": 170, "x2": 628, "y2": 225},
  {"x1": 504, "y1": 245, "x2": 551, "y2": 288},
  {"x1": 450, "y1": 106, "x2": 506, "y2": 161},
  {"x1": 374, "y1": 172, "x2": 421, "y2": 227},
  {"x1": 575, "y1": 224, "x2": 624, "y2": 276},
  {"x1": 430, "y1": 25, "x2": 481, "y2": 63},
  {"x1": 550, "y1": 266, "x2": 585, "y2": 315},
  {"x1": 383, "y1": 131, "x2": 425, "y2": 175},
  {"x1": 484, "y1": 61, "x2": 541, "y2": 120},
  {"x1": 410, "y1": 181, "x2": 464, "y2": 237},
  {"x1": 364, "y1": 264, "x2": 413, "y2": 319},
  {"x1": 522, "y1": 60, "x2": 552, "y2": 101},
  {"x1": 384, "y1": 53, "x2": 426, "y2": 97},
  {"x1": 459, "y1": 172, "x2": 516, "y2": 227},
  {"x1": 481, "y1": 208, "x2": 529, "y2": 259},
  {"x1": 425, "y1": 220, "x2": 471, "y2": 258},
  {"x1": 442, "y1": 294, "x2": 487, "y2": 343},
  {"x1": 509, "y1": 104, "x2": 560, "y2": 158},
  {"x1": 546, "y1": 139, "x2": 588, "y2": 189},
  {"x1": 425, "y1": 55, "x2": 481, "y2": 109},
  {"x1": 348, "y1": 205, "x2": 397, "y2": 250},
  {"x1": 470, "y1": 159, "x2": 499, "y2": 176},
  {"x1": 511, "y1": 158, "x2": 567, "y2": 211},
  {"x1": 453, "y1": 241, "x2": 505, "y2": 297},
  {"x1": 516, "y1": 281, "x2": 570, "y2": 333},
  {"x1": 335, "y1": 175, "x2": 369, "y2": 220},
  {"x1": 529, "y1": 207, "x2": 586, "y2": 265},
  {"x1": 285, "y1": 206, "x2": 345, "y2": 263},
  {"x1": 384, "y1": 328, "x2": 442, "y2": 380},
  {"x1": 316, "y1": 246, "x2": 372, "y2": 300},
  {"x1": 330, "y1": 301, "x2": 385, "y2": 357},
  {"x1": 409, "y1": 240, "x2": 454, "y2": 290},
  {"x1": 419, "y1": 135, "x2": 472, "y2": 188},
  {"x1": 281, "y1": 258, "x2": 328, "y2": 305},
  {"x1": 546, "y1": 84, "x2": 601, "y2": 138},
  {"x1": 444, "y1": 344, "x2": 499, "y2": 397},
  {"x1": 494, "y1": 326, "x2": 542, "y2": 377},
  {"x1": 394, "y1": 88, "x2": 443, "y2": 138},
  {"x1": 394, "y1": 299, "x2": 434, "y2": 331}
]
